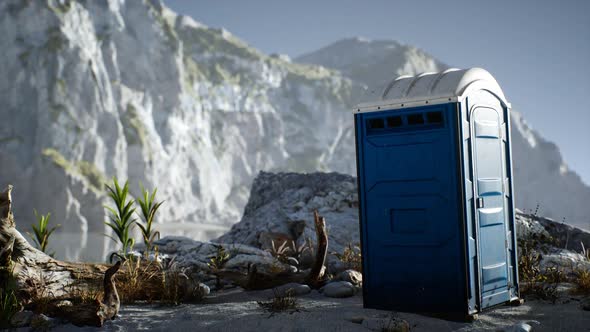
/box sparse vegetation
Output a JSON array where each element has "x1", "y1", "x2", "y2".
[
  {"x1": 68, "y1": 282, "x2": 103, "y2": 305},
  {"x1": 136, "y1": 184, "x2": 163, "y2": 252},
  {"x1": 257, "y1": 289, "x2": 299, "y2": 315},
  {"x1": 207, "y1": 245, "x2": 230, "y2": 289},
  {"x1": 517, "y1": 234, "x2": 565, "y2": 302},
  {"x1": 571, "y1": 266, "x2": 590, "y2": 294},
  {"x1": 41, "y1": 149, "x2": 106, "y2": 194},
  {"x1": 27, "y1": 210, "x2": 60, "y2": 256},
  {"x1": 114, "y1": 255, "x2": 204, "y2": 306},
  {"x1": 267, "y1": 240, "x2": 292, "y2": 264},
  {"x1": 104, "y1": 178, "x2": 137, "y2": 257},
  {"x1": 333, "y1": 243, "x2": 362, "y2": 272},
  {"x1": 0, "y1": 289, "x2": 18, "y2": 329},
  {"x1": 23, "y1": 270, "x2": 55, "y2": 314},
  {"x1": 116, "y1": 256, "x2": 159, "y2": 304}
]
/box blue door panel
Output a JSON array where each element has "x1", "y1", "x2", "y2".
[
  {"x1": 471, "y1": 106, "x2": 510, "y2": 303},
  {"x1": 356, "y1": 104, "x2": 466, "y2": 313}
]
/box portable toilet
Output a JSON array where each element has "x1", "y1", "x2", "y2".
[{"x1": 354, "y1": 68, "x2": 519, "y2": 317}]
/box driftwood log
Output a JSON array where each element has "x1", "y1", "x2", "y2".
[{"x1": 0, "y1": 185, "x2": 198, "y2": 327}]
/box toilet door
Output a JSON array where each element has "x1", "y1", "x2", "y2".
[{"x1": 471, "y1": 106, "x2": 511, "y2": 308}]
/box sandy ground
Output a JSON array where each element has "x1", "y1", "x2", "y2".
[{"x1": 47, "y1": 289, "x2": 589, "y2": 332}]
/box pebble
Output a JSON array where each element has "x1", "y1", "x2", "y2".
[
  {"x1": 504, "y1": 322, "x2": 533, "y2": 332},
  {"x1": 272, "y1": 283, "x2": 311, "y2": 297},
  {"x1": 197, "y1": 283, "x2": 211, "y2": 296},
  {"x1": 30, "y1": 313, "x2": 58, "y2": 330}
]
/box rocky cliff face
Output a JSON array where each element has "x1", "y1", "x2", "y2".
[
  {"x1": 0, "y1": 0, "x2": 361, "y2": 261},
  {"x1": 1, "y1": 0, "x2": 587, "y2": 261}
]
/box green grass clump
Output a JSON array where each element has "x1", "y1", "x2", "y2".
[
  {"x1": 0, "y1": 289, "x2": 18, "y2": 328},
  {"x1": 104, "y1": 177, "x2": 137, "y2": 256},
  {"x1": 27, "y1": 210, "x2": 60, "y2": 256},
  {"x1": 136, "y1": 184, "x2": 163, "y2": 252}
]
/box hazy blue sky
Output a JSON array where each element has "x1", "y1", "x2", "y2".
[{"x1": 164, "y1": 0, "x2": 590, "y2": 185}]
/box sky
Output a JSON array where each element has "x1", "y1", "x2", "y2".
[{"x1": 164, "y1": 0, "x2": 590, "y2": 185}]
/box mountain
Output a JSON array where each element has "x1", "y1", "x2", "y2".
[
  {"x1": 0, "y1": 0, "x2": 360, "y2": 261},
  {"x1": 296, "y1": 38, "x2": 590, "y2": 230},
  {"x1": 1, "y1": 1, "x2": 587, "y2": 261},
  {"x1": 296, "y1": 37, "x2": 447, "y2": 93}
]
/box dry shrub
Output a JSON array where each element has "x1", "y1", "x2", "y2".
[
  {"x1": 572, "y1": 267, "x2": 590, "y2": 295},
  {"x1": 67, "y1": 281, "x2": 103, "y2": 305},
  {"x1": 257, "y1": 289, "x2": 299, "y2": 315},
  {"x1": 333, "y1": 243, "x2": 362, "y2": 272},
  {"x1": 116, "y1": 256, "x2": 161, "y2": 304},
  {"x1": 116, "y1": 255, "x2": 204, "y2": 305},
  {"x1": 518, "y1": 235, "x2": 565, "y2": 303},
  {"x1": 22, "y1": 270, "x2": 56, "y2": 313}
]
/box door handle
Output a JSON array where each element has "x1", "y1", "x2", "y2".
[{"x1": 476, "y1": 197, "x2": 484, "y2": 209}]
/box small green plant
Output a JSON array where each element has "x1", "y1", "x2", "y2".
[
  {"x1": 136, "y1": 184, "x2": 163, "y2": 252},
  {"x1": 257, "y1": 289, "x2": 299, "y2": 315},
  {"x1": 27, "y1": 210, "x2": 60, "y2": 255},
  {"x1": 0, "y1": 289, "x2": 19, "y2": 328},
  {"x1": 104, "y1": 177, "x2": 137, "y2": 256},
  {"x1": 333, "y1": 243, "x2": 363, "y2": 272},
  {"x1": 207, "y1": 245, "x2": 230, "y2": 289}
]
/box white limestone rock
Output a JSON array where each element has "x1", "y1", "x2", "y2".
[
  {"x1": 0, "y1": 0, "x2": 360, "y2": 262},
  {"x1": 336, "y1": 269, "x2": 363, "y2": 287}
]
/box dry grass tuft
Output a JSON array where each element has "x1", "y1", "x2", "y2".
[
  {"x1": 333, "y1": 243, "x2": 362, "y2": 272},
  {"x1": 257, "y1": 289, "x2": 299, "y2": 315},
  {"x1": 115, "y1": 255, "x2": 204, "y2": 305},
  {"x1": 116, "y1": 256, "x2": 160, "y2": 304},
  {"x1": 67, "y1": 281, "x2": 103, "y2": 305},
  {"x1": 572, "y1": 267, "x2": 590, "y2": 295},
  {"x1": 22, "y1": 270, "x2": 56, "y2": 313}
]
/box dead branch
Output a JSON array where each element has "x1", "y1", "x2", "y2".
[
  {"x1": 218, "y1": 210, "x2": 329, "y2": 290},
  {"x1": 305, "y1": 210, "x2": 328, "y2": 288}
]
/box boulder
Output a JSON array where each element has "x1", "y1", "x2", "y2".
[
  {"x1": 271, "y1": 283, "x2": 311, "y2": 297},
  {"x1": 10, "y1": 311, "x2": 34, "y2": 328},
  {"x1": 320, "y1": 281, "x2": 356, "y2": 298},
  {"x1": 336, "y1": 269, "x2": 362, "y2": 286}
]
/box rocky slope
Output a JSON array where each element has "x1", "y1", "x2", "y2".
[
  {"x1": 296, "y1": 38, "x2": 590, "y2": 230},
  {"x1": 218, "y1": 171, "x2": 590, "y2": 274}
]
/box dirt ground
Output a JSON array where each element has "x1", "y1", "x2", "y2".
[{"x1": 43, "y1": 288, "x2": 590, "y2": 332}]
